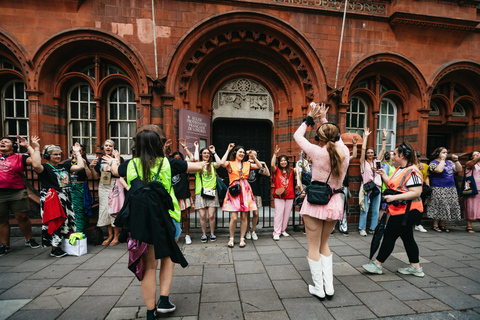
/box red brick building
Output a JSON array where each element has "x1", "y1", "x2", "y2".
[{"x1": 1, "y1": 0, "x2": 479, "y2": 220}]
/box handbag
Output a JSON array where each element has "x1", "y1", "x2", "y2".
[
  {"x1": 460, "y1": 169, "x2": 478, "y2": 196},
  {"x1": 306, "y1": 172, "x2": 342, "y2": 205},
  {"x1": 363, "y1": 181, "x2": 377, "y2": 192},
  {"x1": 275, "y1": 187, "x2": 286, "y2": 197},
  {"x1": 228, "y1": 161, "x2": 243, "y2": 197}
]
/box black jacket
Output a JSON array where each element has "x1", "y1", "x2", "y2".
[{"x1": 118, "y1": 177, "x2": 188, "y2": 268}]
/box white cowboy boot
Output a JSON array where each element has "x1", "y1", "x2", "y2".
[
  {"x1": 321, "y1": 253, "x2": 334, "y2": 299},
  {"x1": 307, "y1": 257, "x2": 325, "y2": 299}
]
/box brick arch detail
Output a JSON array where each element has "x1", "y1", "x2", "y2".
[
  {"x1": 97, "y1": 74, "x2": 137, "y2": 100},
  {"x1": 0, "y1": 28, "x2": 30, "y2": 77},
  {"x1": 349, "y1": 88, "x2": 378, "y2": 109},
  {"x1": 197, "y1": 57, "x2": 292, "y2": 108},
  {"x1": 342, "y1": 52, "x2": 427, "y2": 108},
  {"x1": 380, "y1": 90, "x2": 408, "y2": 115},
  {"x1": 166, "y1": 11, "x2": 327, "y2": 102},
  {"x1": 54, "y1": 73, "x2": 96, "y2": 98},
  {"x1": 31, "y1": 28, "x2": 149, "y2": 93}
]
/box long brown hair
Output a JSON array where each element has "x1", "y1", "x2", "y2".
[
  {"x1": 132, "y1": 130, "x2": 164, "y2": 184},
  {"x1": 277, "y1": 155, "x2": 291, "y2": 178},
  {"x1": 317, "y1": 123, "x2": 343, "y2": 178}
]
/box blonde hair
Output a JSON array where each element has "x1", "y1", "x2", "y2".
[{"x1": 103, "y1": 139, "x2": 115, "y2": 147}]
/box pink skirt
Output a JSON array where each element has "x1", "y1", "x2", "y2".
[
  {"x1": 222, "y1": 179, "x2": 257, "y2": 212},
  {"x1": 299, "y1": 193, "x2": 344, "y2": 221}
]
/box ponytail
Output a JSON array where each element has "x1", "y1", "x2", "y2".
[{"x1": 326, "y1": 140, "x2": 343, "y2": 179}]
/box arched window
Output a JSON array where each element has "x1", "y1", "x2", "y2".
[
  {"x1": 2, "y1": 80, "x2": 28, "y2": 149},
  {"x1": 108, "y1": 85, "x2": 136, "y2": 155},
  {"x1": 0, "y1": 58, "x2": 21, "y2": 72},
  {"x1": 377, "y1": 98, "x2": 397, "y2": 153},
  {"x1": 68, "y1": 84, "x2": 97, "y2": 154},
  {"x1": 453, "y1": 104, "x2": 466, "y2": 117},
  {"x1": 429, "y1": 102, "x2": 440, "y2": 116},
  {"x1": 346, "y1": 96, "x2": 367, "y2": 136}
]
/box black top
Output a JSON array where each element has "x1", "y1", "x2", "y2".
[
  {"x1": 172, "y1": 171, "x2": 191, "y2": 199},
  {"x1": 247, "y1": 168, "x2": 263, "y2": 196},
  {"x1": 118, "y1": 158, "x2": 188, "y2": 182},
  {"x1": 63, "y1": 159, "x2": 91, "y2": 182},
  {"x1": 94, "y1": 157, "x2": 125, "y2": 179},
  {"x1": 38, "y1": 162, "x2": 70, "y2": 190}
]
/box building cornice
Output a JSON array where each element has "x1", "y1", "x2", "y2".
[{"x1": 389, "y1": 11, "x2": 480, "y2": 32}]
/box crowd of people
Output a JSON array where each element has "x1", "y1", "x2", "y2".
[{"x1": 1, "y1": 102, "x2": 479, "y2": 318}]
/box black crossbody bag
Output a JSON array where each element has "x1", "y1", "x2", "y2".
[
  {"x1": 228, "y1": 162, "x2": 243, "y2": 197},
  {"x1": 306, "y1": 171, "x2": 342, "y2": 205}
]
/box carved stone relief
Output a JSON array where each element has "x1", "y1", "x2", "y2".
[{"x1": 212, "y1": 78, "x2": 274, "y2": 123}]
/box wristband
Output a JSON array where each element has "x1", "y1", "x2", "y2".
[{"x1": 303, "y1": 116, "x2": 315, "y2": 127}]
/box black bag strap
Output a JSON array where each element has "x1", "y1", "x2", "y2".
[
  {"x1": 401, "y1": 200, "x2": 412, "y2": 227},
  {"x1": 132, "y1": 158, "x2": 163, "y2": 183}
]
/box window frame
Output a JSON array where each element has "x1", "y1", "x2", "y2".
[
  {"x1": 67, "y1": 83, "x2": 97, "y2": 155},
  {"x1": 376, "y1": 98, "x2": 397, "y2": 154},
  {"x1": 346, "y1": 96, "x2": 368, "y2": 136},
  {"x1": 1, "y1": 79, "x2": 29, "y2": 144}
]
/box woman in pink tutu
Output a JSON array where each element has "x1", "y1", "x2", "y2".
[
  {"x1": 222, "y1": 144, "x2": 263, "y2": 248},
  {"x1": 293, "y1": 102, "x2": 349, "y2": 300},
  {"x1": 464, "y1": 150, "x2": 480, "y2": 233}
]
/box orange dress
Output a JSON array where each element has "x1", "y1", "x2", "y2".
[{"x1": 222, "y1": 161, "x2": 257, "y2": 212}]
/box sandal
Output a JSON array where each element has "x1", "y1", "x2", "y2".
[
  {"x1": 439, "y1": 226, "x2": 450, "y2": 233},
  {"x1": 432, "y1": 226, "x2": 442, "y2": 233},
  {"x1": 228, "y1": 238, "x2": 234, "y2": 248},
  {"x1": 102, "y1": 235, "x2": 114, "y2": 246},
  {"x1": 239, "y1": 238, "x2": 246, "y2": 248},
  {"x1": 109, "y1": 239, "x2": 120, "y2": 246},
  {"x1": 466, "y1": 227, "x2": 475, "y2": 234}
]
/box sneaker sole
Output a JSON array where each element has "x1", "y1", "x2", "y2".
[
  {"x1": 398, "y1": 270, "x2": 425, "y2": 277},
  {"x1": 157, "y1": 307, "x2": 176, "y2": 313},
  {"x1": 210, "y1": 239, "x2": 216, "y2": 242},
  {"x1": 50, "y1": 252, "x2": 68, "y2": 258},
  {"x1": 26, "y1": 244, "x2": 41, "y2": 248}
]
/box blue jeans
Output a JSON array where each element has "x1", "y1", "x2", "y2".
[{"x1": 359, "y1": 191, "x2": 381, "y2": 231}]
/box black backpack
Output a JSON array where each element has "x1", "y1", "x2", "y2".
[{"x1": 84, "y1": 226, "x2": 104, "y2": 246}]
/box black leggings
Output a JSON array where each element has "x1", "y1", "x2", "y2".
[{"x1": 376, "y1": 210, "x2": 422, "y2": 264}]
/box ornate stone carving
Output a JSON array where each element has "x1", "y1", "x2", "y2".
[{"x1": 212, "y1": 78, "x2": 273, "y2": 112}]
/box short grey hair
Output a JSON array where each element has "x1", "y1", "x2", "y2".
[{"x1": 43, "y1": 144, "x2": 62, "y2": 156}]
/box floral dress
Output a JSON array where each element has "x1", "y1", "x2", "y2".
[{"x1": 222, "y1": 161, "x2": 257, "y2": 212}]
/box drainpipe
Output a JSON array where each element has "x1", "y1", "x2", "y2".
[
  {"x1": 334, "y1": 0, "x2": 348, "y2": 90},
  {"x1": 152, "y1": 0, "x2": 158, "y2": 79}
]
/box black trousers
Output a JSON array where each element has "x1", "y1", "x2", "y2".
[{"x1": 376, "y1": 210, "x2": 422, "y2": 264}]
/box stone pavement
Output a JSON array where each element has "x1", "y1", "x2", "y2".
[{"x1": 1, "y1": 224, "x2": 480, "y2": 320}]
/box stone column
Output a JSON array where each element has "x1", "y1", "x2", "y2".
[
  {"x1": 25, "y1": 90, "x2": 43, "y2": 138},
  {"x1": 139, "y1": 93, "x2": 152, "y2": 126},
  {"x1": 161, "y1": 93, "x2": 175, "y2": 140}
]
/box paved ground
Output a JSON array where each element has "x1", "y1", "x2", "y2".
[{"x1": 1, "y1": 223, "x2": 480, "y2": 320}]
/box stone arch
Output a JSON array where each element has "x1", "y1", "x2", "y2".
[
  {"x1": 31, "y1": 28, "x2": 149, "y2": 93},
  {"x1": 342, "y1": 52, "x2": 427, "y2": 109},
  {"x1": 165, "y1": 10, "x2": 328, "y2": 109},
  {"x1": 0, "y1": 28, "x2": 30, "y2": 76}
]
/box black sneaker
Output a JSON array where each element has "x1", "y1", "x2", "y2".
[
  {"x1": 50, "y1": 247, "x2": 68, "y2": 258},
  {"x1": 25, "y1": 238, "x2": 41, "y2": 248},
  {"x1": 200, "y1": 235, "x2": 208, "y2": 243},
  {"x1": 157, "y1": 295, "x2": 176, "y2": 313},
  {"x1": 0, "y1": 245, "x2": 12, "y2": 256},
  {"x1": 341, "y1": 231, "x2": 349, "y2": 237},
  {"x1": 210, "y1": 234, "x2": 217, "y2": 242},
  {"x1": 368, "y1": 229, "x2": 375, "y2": 235},
  {"x1": 146, "y1": 308, "x2": 157, "y2": 320}
]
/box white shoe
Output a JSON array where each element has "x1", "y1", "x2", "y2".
[
  {"x1": 415, "y1": 225, "x2": 427, "y2": 233},
  {"x1": 321, "y1": 254, "x2": 334, "y2": 298},
  {"x1": 359, "y1": 230, "x2": 367, "y2": 237},
  {"x1": 281, "y1": 232, "x2": 290, "y2": 237},
  {"x1": 246, "y1": 231, "x2": 252, "y2": 240},
  {"x1": 251, "y1": 232, "x2": 258, "y2": 240},
  {"x1": 307, "y1": 257, "x2": 325, "y2": 299},
  {"x1": 273, "y1": 235, "x2": 280, "y2": 241},
  {"x1": 185, "y1": 235, "x2": 192, "y2": 245}
]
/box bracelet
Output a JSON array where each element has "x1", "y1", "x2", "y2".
[
  {"x1": 212, "y1": 152, "x2": 216, "y2": 156},
  {"x1": 183, "y1": 146, "x2": 188, "y2": 149},
  {"x1": 303, "y1": 116, "x2": 315, "y2": 127},
  {"x1": 382, "y1": 139, "x2": 386, "y2": 141}
]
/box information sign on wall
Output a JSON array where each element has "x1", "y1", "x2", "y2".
[{"x1": 178, "y1": 109, "x2": 211, "y2": 158}]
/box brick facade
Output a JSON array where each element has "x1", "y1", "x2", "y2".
[{"x1": 1, "y1": 0, "x2": 479, "y2": 222}]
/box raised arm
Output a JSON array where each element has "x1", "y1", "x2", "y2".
[
  {"x1": 260, "y1": 161, "x2": 270, "y2": 177},
  {"x1": 451, "y1": 154, "x2": 462, "y2": 173},
  {"x1": 377, "y1": 128, "x2": 388, "y2": 162},
  {"x1": 163, "y1": 139, "x2": 172, "y2": 157},
  {"x1": 89, "y1": 158, "x2": 99, "y2": 179},
  {"x1": 221, "y1": 143, "x2": 235, "y2": 168},
  {"x1": 209, "y1": 145, "x2": 223, "y2": 168},
  {"x1": 465, "y1": 153, "x2": 480, "y2": 171},
  {"x1": 271, "y1": 145, "x2": 280, "y2": 173},
  {"x1": 247, "y1": 150, "x2": 263, "y2": 169},
  {"x1": 29, "y1": 136, "x2": 44, "y2": 174},
  {"x1": 69, "y1": 142, "x2": 85, "y2": 172},
  {"x1": 179, "y1": 138, "x2": 193, "y2": 160},
  {"x1": 360, "y1": 127, "x2": 371, "y2": 172},
  {"x1": 193, "y1": 141, "x2": 199, "y2": 162},
  {"x1": 350, "y1": 136, "x2": 358, "y2": 161},
  {"x1": 17, "y1": 136, "x2": 34, "y2": 166}
]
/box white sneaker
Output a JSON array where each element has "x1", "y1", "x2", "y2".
[
  {"x1": 185, "y1": 235, "x2": 192, "y2": 245},
  {"x1": 246, "y1": 231, "x2": 252, "y2": 240},
  {"x1": 281, "y1": 232, "x2": 290, "y2": 237},
  {"x1": 273, "y1": 235, "x2": 280, "y2": 241},
  {"x1": 359, "y1": 230, "x2": 367, "y2": 237},
  {"x1": 251, "y1": 232, "x2": 258, "y2": 241},
  {"x1": 415, "y1": 225, "x2": 427, "y2": 233}
]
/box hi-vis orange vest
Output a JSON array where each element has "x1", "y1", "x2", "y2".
[{"x1": 386, "y1": 166, "x2": 423, "y2": 216}]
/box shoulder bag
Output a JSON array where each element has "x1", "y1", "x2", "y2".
[
  {"x1": 460, "y1": 168, "x2": 478, "y2": 196},
  {"x1": 306, "y1": 171, "x2": 342, "y2": 205}
]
